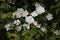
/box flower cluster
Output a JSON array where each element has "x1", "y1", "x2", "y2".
[{"x1": 4, "y1": 2, "x2": 53, "y2": 32}]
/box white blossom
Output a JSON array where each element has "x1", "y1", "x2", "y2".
[
  {"x1": 36, "y1": 24, "x2": 41, "y2": 28},
  {"x1": 23, "y1": 24, "x2": 28, "y2": 27},
  {"x1": 33, "y1": 21, "x2": 41, "y2": 28},
  {"x1": 23, "y1": 24, "x2": 30, "y2": 29},
  {"x1": 17, "y1": 8, "x2": 24, "y2": 12},
  {"x1": 46, "y1": 13, "x2": 53, "y2": 20},
  {"x1": 54, "y1": 30, "x2": 60, "y2": 35},
  {"x1": 33, "y1": 21, "x2": 38, "y2": 26},
  {"x1": 14, "y1": 19, "x2": 21, "y2": 25},
  {"x1": 35, "y1": 2, "x2": 45, "y2": 14},
  {"x1": 13, "y1": 8, "x2": 24, "y2": 18},
  {"x1": 13, "y1": 8, "x2": 28, "y2": 18},
  {"x1": 26, "y1": 25, "x2": 30, "y2": 29},
  {"x1": 31, "y1": 11, "x2": 38, "y2": 17},
  {"x1": 35, "y1": 2, "x2": 40, "y2": 7},
  {"x1": 15, "y1": 25, "x2": 22, "y2": 32},
  {"x1": 22, "y1": 10, "x2": 28, "y2": 17},
  {"x1": 4, "y1": 23, "x2": 13, "y2": 31},
  {"x1": 25, "y1": 16, "x2": 34, "y2": 24},
  {"x1": 40, "y1": 27, "x2": 46, "y2": 32}
]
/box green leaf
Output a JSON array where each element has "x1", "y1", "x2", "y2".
[
  {"x1": 0, "y1": 3, "x2": 6, "y2": 9},
  {"x1": 1, "y1": 12, "x2": 12, "y2": 19},
  {"x1": 7, "y1": 32, "x2": 20, "y2": 40}
]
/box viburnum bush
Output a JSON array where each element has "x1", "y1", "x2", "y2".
[{"x1": 0, "y1": 0, "x2": 60, "y2": 40}]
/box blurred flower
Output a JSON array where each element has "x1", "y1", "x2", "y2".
[
  {"x1": 40, "y1": 27, "x2": 47, "y2": 32},
  {"x1": 22, "y1": 10, "x2": 28, "y2": 17},
  {"x1": 46, "y1": 13, "x2": 53, "y2": 20},
  {"x1": 35, "y1": 2, "x2": 40, "y2": 7},
  {"x1": 31, "y1": 11, "x2": 38, "y2": 17},
  {"x1": 36, "y1": 24, "x2": 41, "y2": 28},
  {"x1": 13, "y1": 8, "x2": 28, "y2": 18},
  {"x1": 33, "y1": 21, "x2": 41, "y2": 28},
  {"x1": 33, "y1": 21, "x2": 38, "y2": 26},
  {"x1": 25, "y1": 16, "x2": 34, "y2": 24},
  {"x1": 4, "y1": 23, "x2": 13, "y2": 31},
  {"x1": 23, "y1": 24, "x2": 30, "y2": 29},
  {"x1": 13, "y1": 8, "x2": 24, "y2": 18},
  {"x1": 14, "y1": 19, "x2": 21, "y2": 25},
  {"x1": 35, "y1": 2, "x2": 45, "y2": 14},
  {"x1": 15, "y1": 25, "x2": 22, "y2": 32},
  {"x1": 54, "y1": 30, "x2": 60, "y2": 35}
]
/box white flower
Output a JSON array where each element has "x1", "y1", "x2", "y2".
[
  {"x1": 22, "y1": 10, "x2": 28, "y2": 17},
  {"x1": 15, "y1": 25, "x2": 22, "y2": 32},
  {"x1": 4, "y1": 23, "x2": 13, "y2": 31},
  {"x1": 25, "y1": 16, "x2": 34, "y2": 24},
  {"x1": 17, "y1": 8, "x2": 24, "y2": 12},
  {"x1": 26, "y1": 24, "x2": 30, "y2": 29},
  {"x1": 13, "y1": 8, "x2": 24, "y2": 18},
  {"x1": 14, "y1": 19, "x2": 21, "y2": 25},
  {"x1": 40, "y1": 27, "x2": 46, "y2": 32},
  {"x1": 35, "y1": 2, "x2": 40, "y2": 7},
  {"x1": 33, "y1": 21, "x2": 38, "y2": 26},
  {"x1": 13, "y1": 8, "x2": 28, "y2": 18},
  {"x1": 46, "y1": 13, "x2": 53, "y2": 20},
  {"x1": 33, "y1": 21, "x2": 41, "y2": 28},
  {"x1": 36, "y1": 24, "x2": 41, "y2": 28},
  {"x1": 54, "y1": 30, "x2": 60, "y2": 35},
  {"x1": 23, "y1": 24, "x2": 28, "y2": 27},
  {"x1": 13, "y1": 12, "x2": 21, "y2": 18},
  {"x1": 31, "y1": 11, "x2": 38, "y2": 17},
  {"x1": 23, "y1": 24, "x2": 30, "y2": 29},
  {"x1": 35, "y1": 2, "x2": 45, "y2": 14},
  {"x1": 17, "y1": 8, "x2": 28, "y2": 17}
]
